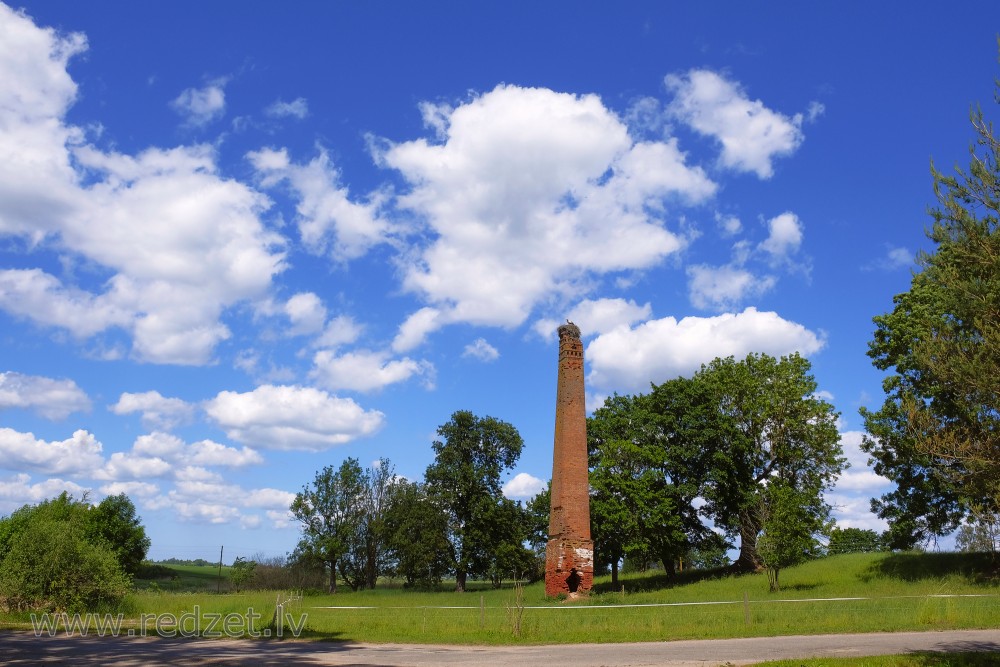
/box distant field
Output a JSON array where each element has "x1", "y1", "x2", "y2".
[
  {"x1": 2, "y1": 551, "x2": 998, "y2": 647},
  {"x1": 133, "y1": 563, "x2": 232, "y2": 592}
]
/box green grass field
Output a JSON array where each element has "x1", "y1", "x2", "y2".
[
  {"x1": 113, "y1": 551, "x2": 1000, "y2": 645},
  {"x1": 2, "y1": 551, "x2": 998, "y2": 650},
  {"x1": 133, "y1": 563, "x2": 234, "y2": 592}
]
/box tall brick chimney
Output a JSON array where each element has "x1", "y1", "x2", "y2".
[{"x1": 545, "y1": 321, "x2": 593, "y2": 597}]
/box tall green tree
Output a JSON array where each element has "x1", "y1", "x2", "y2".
[
  {"x1": 383, "y1": 480, "x2": 452, "y2": 589},
  {"x1": 424, "y1": 410, "x2": 524, "y2": 592},
  {"x1": 336, "y1": 458, "x2": 398, "y2": 590},
  {"x1": 290, "y1": 458, "x2": 367, "y2": 593},
  {"x1": 699, "y1": 353, "x2": 843, "y2": 571},
  {"x1": 862, "y1": 76, "x2": 1000, "y2": 546},
  {"x1": 481, "y1": 497, "x2": 535, "y2": 588},
  {"x1": 588, "y1": 384, "x2": 710, "y2": 584}
]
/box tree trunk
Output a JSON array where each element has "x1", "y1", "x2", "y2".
[
  {"x1": 735, "y1": 520, "x2": 763, "y2": 572},
  {"x1": 611, "y1": 558, "x2": 619, "y2": 587},
  {"x1": 328, "y1": 559, "x2": 338, "y2": 594},
  {"x1": 455, "y1": 569, "x2": 467, "y2": 592},
  {"x1": 660, "y1": 555, "x2": 677, "y2": 580},
  {"x1": 767, "y1": 566, "x2": 780, "y2": 592}
]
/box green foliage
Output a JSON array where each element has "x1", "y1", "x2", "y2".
[
  {"x1": 588, "y1": 383, "x2": 710, "y2": 583},
  {"x1": 954, "y1": 508, "x2": 1000, "y2": 553},
  {"x1": 684, "y1": 532, "x2": 731, "y2": 570},
  {"x1": 588, "y1": 353, "x2": 843, "y2": 577},
  {"x1": 756, "y1": 482, "x2": 828, "y2": 591},
  {"x1": 336, "y1": 458, "x2": 397, "y2": 590},
  {"x1": 862, "y1": 67, "x2": 1000, "y2": 547},
  {"x1": 0, "y1": 493, "x2": 132, "y2": 611},
  {"x1": 424, "y1": 410, "x2": 525, "y2": 591},
  {"x1": 523, "y1": 484, "x2": 550, "y2": 581},
  {"x1": 828, "y1": 527, "x2": 886, "y2": 554},
  {"x1": 291, "y1": 457, "x2": 400, "y2": 593},
  {"x1": 85, "y1": 493, "x2": 151, "y2": 575},
  {"x1": 229, "y1": 556, "x2": 257, "y2": 592},
  {"x1": 698, "y1": 353, "x2": 843, "y2": 570},
  {"x1": 290, "y1": 458, "x2": 365, "y2": 593},
  {"x1": 383, "y1": 480, "x2": 453, "y2": 589}
]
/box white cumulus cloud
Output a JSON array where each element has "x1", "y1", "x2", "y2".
[
  {"x1": 0, "y1": 371, "x2": 91, "y2": 420},
  {"x1": 383, "y1": 84, "x2": 715, "y2": 345},
  {"x1": 109, "y1": 391, "x2": 195, "y2": 430},
  {"x1": 264, "y1": 97, "x2": 308, "y2": 119},
  {"x1": 0, "y1": 428, "x2": 104, "y2": 476},
  {"x1": 462, "y1": 338, "x2": 500, "y2": 362},
  {"x1": 0, "y1": 9, "x2": 287, "y2": 365},
  {"x1": 249, "y1": 147, "x2": 389, "y2": 262},
  {"x1": 311, "y1": 349, "x2": 433, "y2": 392},
  {"x1": 586, "y1": 307, "x2": 826, "y2": 394},
  {"x1": 503, "y1": 472, "x2": 547, "y2": 499},
  {"x1": 204, "y1": 384, "x2": 385, "y2": 450},
  {"x1": 284, "y1": 292, "x2": 327, "y2": 336},
  {"x1": 666, "y1": 69, "x2": 804, "y2": 178},
  {"x1": 687, "y1": 264, "x2": 776, "y2": 311},
  {"x1": 759, "y1": 211, "x2": 803, "y2": 262}
]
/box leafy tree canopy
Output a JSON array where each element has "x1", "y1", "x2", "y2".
[
  {"x1": 424, "y1": 410, "x2": 525, "y2": 591},
  {"x1": 0, "y1": 492, "x2": 137, "y2": 611},
  {"x1": 587, "y1": 353, "x2": 843, "y2": 577},
  {"x1": 862, "y1": 64, "x2": 1000, "y2": 547},
  {"x1": 290, "y1": 458, "x2": 368, "y2": 593}
]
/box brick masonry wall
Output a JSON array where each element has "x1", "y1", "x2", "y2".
[{"x1": 545, "y1": 322, "x2": 594, "y2": 597}]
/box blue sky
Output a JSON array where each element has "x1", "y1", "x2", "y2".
[{"x1": 1, "y1": 2, "x2": 997, "y2": 562}]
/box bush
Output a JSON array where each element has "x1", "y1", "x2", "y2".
[
  {"x1": 0, "y1": 495, "x2": 131, "y2": 611},
  {"x1": 0, "y1": 492, "x2": 141, "y2": 612}
]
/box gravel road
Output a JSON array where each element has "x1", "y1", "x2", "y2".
[{"x1": 1, "y1": 629, "x2": 998, "y2": 665}]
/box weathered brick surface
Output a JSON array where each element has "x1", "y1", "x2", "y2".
[{"x1": 545, "y1": 322, "x2": 594, "y2": 597}]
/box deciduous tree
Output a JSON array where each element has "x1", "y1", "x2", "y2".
[
  {"x1": 862, "y1": 79, "x2": 1000, "y2": 545},
  {"x1": 756, "y1": 481, "x2": 827, "y2": 591},
  {"x1": 424, "y1": 410, "x2": 524, "y2": 592},
  {"x1": 383, "y1": 480, "x2": 452, "y2": 589},
  {"x1": 827, "y1": 527, "x2": 885, "y2": 555},
  {"x1": 229, "y1": 556, "x2": 257, "y2": 592},
  {"x1": 588, "y1": 385, "x2": 709, "y2": 584},
  {"x1": 290, "y1": 459, "x2": 367, "y2": 593},
  {"x1": 699, "y1": 353, "x2": 843, "y2": 571}
]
